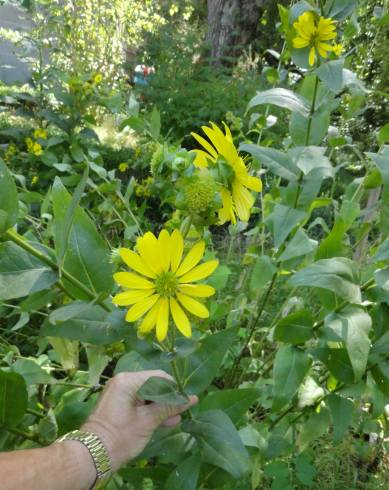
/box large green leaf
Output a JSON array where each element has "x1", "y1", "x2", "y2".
[
  {"x1": 0, "y1": 158, "x2": 18, "y2": 235},
  {"x1": 42, "y1": 302, "x2": 128, "y2": 345},
  {"x1": 272, "y1": 345, "x2": 312, "y2": 412},
  {"x1": 289, "y1": 146, "x2": 334, "y2": 179},
  {"x1": 0, "y1": 370, "x2": 28, "y2": 428},
  {"x1": 274, "y1": 309, "x2": 314, "y2": 344},
  {"x1": 297, "y1": 407, "x2": 330, "y2": 452},
  {"x1": 183, "y1": 410, "x2": 251, "y2": 478},
  {"x1": 374, "y1": 239, "x2": 389, "y2": 261},
  {"x1": 164, "y1": 453, "x2": 201, "y2": 490},
  {"x1": 138, "y1": 377, "x2": 189, "y2": 405},
  {"x1": 326, "y1": 393, "x2": 354, "y2": 443},
  {"x1": 182, "y1": 327, "x2": 237, "y2": 394},
  {"x1": 12, "y1": 358, "x2": 53, "y2": 385},
  {"x1": 289, "y1": 257, "x2": 361, "y2": 303},
  {"x1": 367, "y1": 149, "x2": 389, "y2": 185},
  {"x1": 278, "y1": 229, "x2": 317, "y2": 262},
  {"x1": 52, "y1": 178, "x2": 114, "y2": 298},
  {"x1": 249, "y1": 255, "x2": 277, "y2": 296},
  {"x1": 323, "y1": 307, "x2": 372, "y2": 381},
  {"x1": 314, "y1": 60, "x2": 344, "y2": 93},
  {"x1": 247, "y1": 88, "x2": 310, "y2": 116},
  {"x1": 312, "y1": 347, "x2": 354, "y2": 384},
  {"x1": 0, "y1": 241, "x2": 58, "y2": 300},
  {"x1": 240, "y1": 144, "x2": 299, "y2": 181},
  {"x1": 198, "y1": 388, "x2": 260, "y2": 424},
  {"x1": 265, "y1": 204, "x2": 307, "y2": 248},
  {"x1": 371, "y1": 361, "x2": 389, "y2": 396},
  {"x1": 325, "y1": 0, "x2": 358, "y2": 20}
]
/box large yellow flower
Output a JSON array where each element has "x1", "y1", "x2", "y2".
[
  {"x1": 191, "y1": 122, "x2": 262, "y2": 224},
  {"x1": 293, "y1": 11, "x2": 337, "y2": 66},
  {"x1": 112, "y1": 229, "x2": 218, "y2": 342}
]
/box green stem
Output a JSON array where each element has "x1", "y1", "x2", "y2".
[
  {"x1": 4, "y1": 229, "x2": 111, "y2": 312},
  {"x1": 8, "y1": 427, "x2": 42, "y2": 445}
]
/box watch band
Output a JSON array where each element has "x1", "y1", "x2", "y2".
[{"x1": 58, "y1": 430, "x2": 112, "y2": 490}]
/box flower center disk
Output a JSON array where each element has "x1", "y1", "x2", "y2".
[{"x1": 155, "y1": 271, "x2": 178, "y2": 298}]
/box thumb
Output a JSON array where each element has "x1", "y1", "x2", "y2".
[{"x1": 140, "y1": 395, "x2": 198, "y2": 426}]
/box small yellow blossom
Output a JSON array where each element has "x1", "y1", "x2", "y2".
[
  {"x1": 119, "y1": 162, "x2": 129, "y2": 173},
  {"x1": 25, "y1": 137, "x2": 34, "y2": 150},
  {"x1": 332, "y1": 43, "x2": 343, "y2": 56},
  {"x1": 113, "y1": 229, "x2": 218, "y2": 342},
  {"x1": 32, "y1": 142, "x2": 43, "y2": 156},
  {"x1": 293, "y1": 11, "x2": 337, "y2": 66},
  {"x1": 34, "y1": 128, "x2": 47, "y2": 139},
  {"x1": 32, "y1": 176, "x2": 39, "y2": 185},
  {"x1": 93, "y1": 73, "x2": 103, "y2": 85},
  {"x1": 191, "y1": 122, "x2": 262, "y2": 225}
]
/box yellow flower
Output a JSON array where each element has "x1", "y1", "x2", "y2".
[
  {"x1": 191, "y1": 122, "x2": 262, "y2": 224},
  {"x1": 112, "y1": 229, "x2": 218, "y2": 342},
  {"x1": 332, "y1": 43, "x2": 343, "y2": 56},
  {"x1": 118, "y1": 162, "x2": 129, "y2": 173},
  {"x1": 34, "y1": 128, "x2": 47, "y2": 139},
  {"x1": 293, "y1": 11, "x2": 337, "y2": 66},
  {"x1": 94, "y1": 73, "x2": 103, "y2": 85},
  {"x1": 31, "y1": 176, "x2": 39, "y2": 185},
  {"x1": 32, "y1": 142, "x2": 43, "y2": 156},
  {"x1": 25, "y1": 137, "x2": 34, "y2": 150}
]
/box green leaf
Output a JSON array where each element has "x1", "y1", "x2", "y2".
[
  {"x1": 278, "y1": 229, "x2": 318, "y2": 262},
  {"x1": 56, "y1": 166, "x2": 89, "y2": 272},
  {"x1": 375, "y1": 268, "x2": 389, "y2": 291},
  {"x1": 265, "y1": 204, "x2": 307, "y2": 249},
  {"x1": 247, "y1": 89, "x2": 310, "y2": 116},
  {"x1": 371, "y1": 361, "x2": 389, "y2": 396},
  {"x1": 182, "y1": 410, "x2": 251, "y2": 478},
  {"x1": 323, "y1": 307, "x2": 372, "y2": 381},
  {"x1": 274, "y1": 309, "x2": 314, "y2": 344},
  {"x1": 138, "y1": 376, "x2": 189, "y2": 405},
  {"x1": 325, "y1": 0, "x2": 358, "y2": 20},
  {"x1": 164, "y1": 453, "x2": 201, "y2": 490},
  {"x1": 42, "y1": 302, "x2": 127, "y2": 345},
  {"x1": 377, "y1": 123, "x2": 389, "y2": 145},
  {"x1": 207, "y1": 265, "x2": 231, "y2": 290},
  {"x1": 0, "y1": 158, "x2": 18, "y2": 235},
  {"x1": 182, "y1": 327, "x2": 237, "y2": 394},
  {"x1": 0, "y1": 242, "x2": 58, "y2": 300},
  {"x1": 12, "y1": 358, "x2": 53, "y2": 385},
  {"x1": 289, "y1": 146, "x2": 334, "y2": 179},
  {"x1": 297, "y1": 407, "x2": 330, "y2": 452},
  {"x1": 69, "y1": 143, "x2": 85, "y2": 163},
  {"x1": 272, "y1": 345, "x2": 312, "y2": 412},
  {"x1": 0, "y1": 370, "x2": 28, "y2": 428},
  {"x1": 327, "y1": 393, "x2": 354, "y2": 443},
  {"x1": 314, "y1": 60, "x2": 344, "y2": 93},
  {"x1": 374, "y1": 239, "x2": 389, "y2": 261},
  {"x1": 312, "y1": 347, "x2": 354, "y2": 384},
  {"x1": 52, "y1": 178, "x2": 114, "y2": 298},
  {"x1": 198, "y1": 388, "x2": 260, "y2": 423},
  {"x1": 266, "y1": 422, "x2": 293, "y2": 459},
  {"x1": 367, "y1": 150, "x2": 389, "y2": 185},
  {"x1": 240, "y1": 144, "x2": 299, "y2": 182},
  {"x1": 289, "y1": 257, "x2": 361, "y2": 303},
  {"x1": 249, "y1": 255, "x2": 277, "y2": 296}
]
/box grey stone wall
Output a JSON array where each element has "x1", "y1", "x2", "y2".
[{"x1": 0, "y1": 4, "x2": 32, "y2": 84}]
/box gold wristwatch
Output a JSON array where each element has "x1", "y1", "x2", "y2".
[{"x1": 58, "y1": 430, "x2": 112, "y2": 489}]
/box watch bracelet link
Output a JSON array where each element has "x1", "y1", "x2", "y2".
[{"x1": 58, "y1": 430, "x2": 112, "y2": 490}]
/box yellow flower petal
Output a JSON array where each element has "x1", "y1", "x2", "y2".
[
  {"x1": 179, "y1": 284, "x2": 215, "y2": 297},
  {"x1": 192, "y1": 149, "x2": 212, "y2": 168},
  {"x1": 218, "y1": 188, "x2": 236, "y2": 225},
  {"x1": 176, "y1": 292, "x2": 209, "y2": 318},
  {"x1": 136, "y1": 232, "x2": 163, "y2": 275},
  {"x1": 156, "y1": 297, "x2": 169, "y2": 342},
  {"x1": 158, "y1": 229, "x2": 171, "y2": 271},
  {"x1": 125, "y1": 294, "x2": 160, "y2": 322},
  {"x1": 170, "y1": 297, "x2": 191, "y2": 337},
  {"x1": 191, "y1": 131, "x2": 218, "y2": 159},
  {"x1": 293, "y1": 36, "x2": 309, "y2": 48},
  {"x1": 317, "y1": 42, "x2": 333, "y2": 58},
  {"x1": 113, "y1": 272, "x2": 155, "y2": 289},
  {"x1": 232, "y1": 181, "x2": 254, "y2": 222},
  {"x1": 138, "y1": 300, "x2": 160, "y2": 334},
  {"x1": 119, "y1": 248, "x2": 156, "y2": 278},
  {"x1": 112, "y1": 289, "x2": 155, "y2": 306},
  {"x1": 309, "y1": 46, "x2": 316, "y2": 66},
  {"x1": 176, "y1": 241, "x2": 205, "y2": 277},
  {"x1": 178, "y1": 260, "x2": 219, "y2": 283},
  {"x1": 170, "y1": 229, "x2": 184, "y2": 272}
]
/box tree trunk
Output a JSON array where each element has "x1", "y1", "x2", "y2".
[{"x1": 206, "y1": 0, "x2": 265, "y2": 64}]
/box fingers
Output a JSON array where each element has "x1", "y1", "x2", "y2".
[
  {"x1": 162, "y1": 414, "x2": 181, "y2": 427},
  {"x1": 140, "y1": 395, "x2": 198, "y2": 426},
  {"x1": 110, "y1": 369, "x2": 174, "y2": 393}
]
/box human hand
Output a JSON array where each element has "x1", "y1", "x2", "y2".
[{"x1": 81, "y1": 370, "x2": 197, "y2": 471}]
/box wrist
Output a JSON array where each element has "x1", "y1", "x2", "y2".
[{"x1": 56, "y1": 439, "x2": 96, "y2": 490}]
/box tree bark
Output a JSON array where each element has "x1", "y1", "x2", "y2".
[{"x1": 206, "y1": 0, "x2": 265, "y2": 64}]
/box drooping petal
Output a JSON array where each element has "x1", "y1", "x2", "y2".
[
  {"x1": 179, "y1": 284, "x2": 215, "y2": 297},
  {"x1": 113, "y1": 272, "x2": 155, "y2": 289},
  {"x1": 119, "y1": 248, "x2": 156, "y2": 278},
  {"x1": 317, "y1": 42, "x2": 333, "y2": 58},
  {"x1": 191, "y1": 149, "x2": 212, "y2": 168},
  {"x1": 176, "y1": 292, "x2": 209, "y2": 318},
  {"x1": 136, "y1": 232, "x2": 163, "y2": 275},
  {"x1": 218, "y1": 188, "x2": 235, "y2": 225},
  {"x1": 232, "y1": 181, "x2": 254, "y2": 222},
  {"x1": 138, "y1": 300, "x2": 160, "y2": 334},
  {"x1": 170, "y1": 297, "x2": 191, "y2": 337},
  {"x1": 178, "y1": 260, "x2": 219, "y2": 283},
  {"x1": 170, "y1": 229, "x2": 184, "y2": 272},
  {"x1": 246, "y1": 175, "x2": 262, "y2": 192},
  {"x1": 309, "y1": 46, "x2": 316, "y2": 66},
  {"x1": 176, "y1": 241, "x2": 205, "y2": 277},
  {"x1": 156, "y1": 297, "x2": 169, "y2": 342},
  {"x1": 112, "y1": 289, "x2": 155, "y2": 306},
  {"x1": 125, "y1": 294, "x2": 160, "y2": 322},
  {"x1": 191, "y1": 131, "x2": 218, "y2": 159},
  {"x1": 158, "y1": 229, "x2": 171, "y2": 271},
  {"x1": 293, "y1": 36, "x2": 310, "y2": 48}
]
